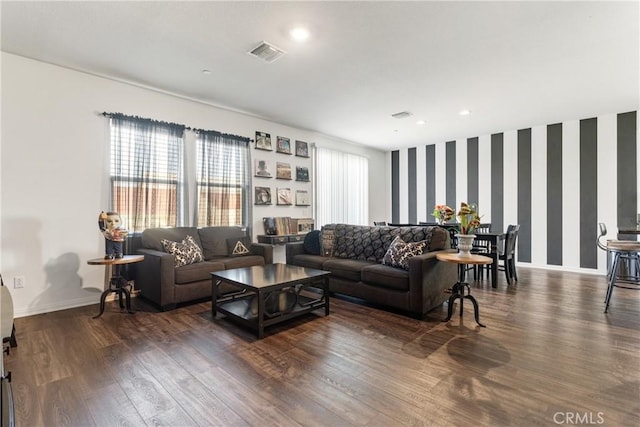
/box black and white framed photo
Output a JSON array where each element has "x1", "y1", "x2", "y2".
[
  {"x1": 277, "y1": 188, "x2": 292, "y2": 205},
  {"x1": 295, "y1": 190, "x2": 310, "y2": 206},
  {"x1": 276, "y1": 162, "x2": 292, "y2": 180},
  {"x1": 254, "y1": 159, "x2": 272, "y2": 177},
  {"x1": 296, "y1": 166, "x2": 310, "y2": 182},
  {"x1": 295, "y1": 140, "x2": 309, "y2": 157},
  {"x1": 276, "y1": 136, "x2": 291, "y2": 154},
  {"x1": 254, "y1": 187, "x2": 272, "y2": 205},
  {"x1": 255, "y1": 131, "x2": 272, "y2": 151}
]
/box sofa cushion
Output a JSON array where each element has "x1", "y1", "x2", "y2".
[
  {"x1": 361, "y1": 264, "x2": 410, "y2": 292},
  {"x1": 322, "y1": 258, "x2": 377, "y2": 282},
  {"x1": 161, "y1": 235, "x2": 205, "y2": 268},
  {"x1": 303, "y1": 230, "x2": 322, "y2": 255},
  {"x1": 175, "y1": 260, "x2": 225, "y2": 284},
  {"x1": 291, "y1": 254, "x2": 327, "y2": 270},
  {"x1": 198, "y1": 226, "x2": 248, "y2": 259},
  {"x1": 333, "y1": 224, "x2": 398, "y2": 262},
  {"x1": 142, "y1": 227, "x2": 201, "y2": 252},
  {"x1": 382, "y1": 236, "x2": 427, "y2": 270},
  {"x1": 226, "y1": 237, "x2": 253, "y2": 257}
]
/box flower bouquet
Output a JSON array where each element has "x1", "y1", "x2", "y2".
[
  {"x1": 432, "y1": 204, "x2": 454, "y2": 225},
  {"x1": 456, "y1": 202, "x2": 481, "y2": 234}
]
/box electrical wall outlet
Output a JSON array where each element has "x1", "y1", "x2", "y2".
[{"x1": 13, "y1": 276, "x2": 25, "y2": 288}]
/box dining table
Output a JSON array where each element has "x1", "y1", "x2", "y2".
[
  {"x1": 418, "y1": 222, "x2": 505, "y2": 287},
  {"x1": 473, "y1": 232, "x2": 506, "y2": 288}
]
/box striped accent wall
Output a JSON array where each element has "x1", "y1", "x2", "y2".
[{"x1": 390, "y1": 111, "x2": 638, "y2": 274}]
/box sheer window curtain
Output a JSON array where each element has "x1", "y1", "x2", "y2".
[
  {"x1": 195, "y1": 131, "x2": 251, "y2": 229},
  {"x1": 110, "y1": 115, "x2": 185, "y2": 232},
  {"x1": 315, "y1": 147, "x2": 369, "y2": 227}
]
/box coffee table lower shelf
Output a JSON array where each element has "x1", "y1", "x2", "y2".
[{"x1": 211, "y1": 264, "x2": 331, "y2": 339}]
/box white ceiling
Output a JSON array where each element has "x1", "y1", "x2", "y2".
[{"x1": 1, "y1": 1, "x2": 638, "y2": 150}]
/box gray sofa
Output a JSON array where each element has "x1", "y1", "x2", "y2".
[
  {"x1": 136, "y1": 226, "x2": 273, "y2": 311},
  {"x1": 286, "y1": 224, "x2": 457, "y2": 317}
]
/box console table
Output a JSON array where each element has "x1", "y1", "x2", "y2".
[{"x1": 257, "y1": 234, "x2": 307, "y2": 244}]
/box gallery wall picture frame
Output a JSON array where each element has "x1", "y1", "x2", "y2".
[
  {"x1": 254, "y1": 159, "x2": 272, "y2": 178},
  {"x1": 295, "y1": 140, "x2": 309, "y2": 157},
  {"x1": 296, "y1": 166, "x2": 310, "y2": 182},
  {"x1": 276, "y1": 136, "x2": 292, "y2": 154},
  {"x1": 277, "y1": 188, "x2": 292, "y2": 205},
  {"x1": 255, "y1": 131, "x2": 272, "y2": 151},
  {"x1": 276, "y1": 162, "x2": 292, "y2": 180},
  {"x1": 255, "y1": 187, "x2": 272, "y2": 205},
  {"x1": 295, "y1": 190, "x2": 310, "y2": 206}
]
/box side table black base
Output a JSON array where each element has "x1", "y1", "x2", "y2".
[
  {"x1": 93, "y1": 276, "x2": 134, "y2": 319},
  {"x1": 442, "y1": 282, "x2": 485, "y2": 327}
]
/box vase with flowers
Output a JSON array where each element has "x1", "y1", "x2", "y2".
[
  {"x1": 432, "y1": 204, "x2": 454, "y2": 225},
  {"x1": 455, "y1": 202, "x2": 481, "y2": 257}
]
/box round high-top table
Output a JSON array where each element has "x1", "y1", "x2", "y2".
[
  {"x1": 87, "y1": 255, "x2": 144, "y2": 318},
  {"x1": 436, "y1": 252, "x2": 493, "y2": 327}
]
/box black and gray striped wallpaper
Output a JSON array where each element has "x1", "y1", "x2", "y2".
[{"x1": 390, "y1": 111, "x2": 638, "y2": 273}]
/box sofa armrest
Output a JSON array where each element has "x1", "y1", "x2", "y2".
[
  {"x1": 136, "y1": 248, "x2": 177, "y2": 309},
  {"x1": 285, "y1": 242, "x2": 305, "y2": 264},
  {"x1": 250, "y1": 243, "x2": 273, "y2": 264},
  {"x1": 407, "y1": 249, "x2": 458, "y2": 314}
]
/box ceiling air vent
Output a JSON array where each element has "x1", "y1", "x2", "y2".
[
  {"x1": 391, "y1": 111, "x2": 413, "y2": 119},
  {"x1": 248, "y1": 41, "x2": 287, "y2": 63}
]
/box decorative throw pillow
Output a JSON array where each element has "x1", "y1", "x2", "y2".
[
  {"x1": 161, "y1": 235, "x2": 204, "y2": 268},
  {"x1": 382, "y1": 236, "x2": 427, "y2": 270},
  {"x1": 303, "y1": 230, "x2": 322, "y2": 255},
  {"x1": 226, "y1": 237, "x2": 253, "y2": 257},
  {"x1": 321, "y1": 228, "x2": 336, "y2": 257}
]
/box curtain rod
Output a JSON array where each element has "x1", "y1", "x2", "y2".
[{"x1": 101, "y1": 112, "x2": 253, "y2": 141}]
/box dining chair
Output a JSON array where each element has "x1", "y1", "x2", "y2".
[
  {"x1": 498, "y1": 224, "x2": 520, "y2": 285},
  {"x1": 596, "y1": 222, "x2": 640, "y2": 312}
]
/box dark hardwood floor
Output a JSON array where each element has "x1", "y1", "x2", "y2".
[{"x1": 5, "y1": 267, "x2": 640, "y2": 426}]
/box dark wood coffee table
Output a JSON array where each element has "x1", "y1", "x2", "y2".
[{"x1": 211, "y1": 264, "x2": 331, "y2": 339}]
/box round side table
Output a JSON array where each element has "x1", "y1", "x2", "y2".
[
  {"x1": 87, "y1": 255, "x2": 144, "y2": 319},
  {"x1": 436, "y1": 252, "x2": 493, "y2": 327}
]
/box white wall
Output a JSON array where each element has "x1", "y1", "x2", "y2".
[{"x1": 0, "y1": 53, "x2": 387, "y2": 317}]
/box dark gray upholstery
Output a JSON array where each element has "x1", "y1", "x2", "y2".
[
  {"x1": 286, "y1": 224, "x2": 456, "y2": 317},
  {"x1": 137, "y1": 226, "x2": 273, "y2": 311}
]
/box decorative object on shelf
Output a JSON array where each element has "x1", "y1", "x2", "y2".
[
  {"x1": 254, "y1": 159, "x2": 272, "y2": 177},
  {"x1": 295, "y1": 140, "x2": 309, "y2": 157},
  {"x1": 431, "y1": 204, "x2": 454, "y2": 225},
  {"x1": 277, "y1": 188, "x2": 292, "y2": 205},
  {"x1": 455, "y1": 233, "x2": 476, "y2": 258},
  {"x1": 296, "y1": 190, "x2": 310, "y2": 206},
  {"x1": 276, "y1": 136, "x2": 291, "y2": 154},
  {"x1": 297, "y1": 218, "x2": 315, "y2": 233},
  {"x1": 255, "y1": 131, "x2": 272, "y2": 151},
  {"x1": 296, "y1": 166, "x2": 310, "y2": 182},
  {"x1": 254, "y1": 186, "x2": 272, "y2": 205},
  {"x1": 276, "y1": 162, "x2": 292, "y2": 179},
  {"x1": 263, "y1": 217, "x2": 278, "y2": 235}
]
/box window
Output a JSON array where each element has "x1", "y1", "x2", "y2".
[
  {"x1": 315, "y1": 147, "x2": 369, "y2": 226},
  {"x1": 195, "y1": 131, "x2": 251, "y2": 227},
  {"x1": 110, "y1": 114, "x2": 185, "y2": 232}
]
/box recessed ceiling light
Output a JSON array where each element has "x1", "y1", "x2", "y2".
[
  {"x1": 459, "y1": 110, "x2": 471, "y2": 116},
  {"x1": 416, "y1": 120, "x2": 426, "y2": 125},
  {"x1": 290, "y1": 27, "x2": 310, "y2": 42},
  {"x1": 202, "y1": 69, "x2": 211, "y2": 75}
]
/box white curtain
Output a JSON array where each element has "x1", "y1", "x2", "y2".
[{"x1": 315, "y1": 147, "x2": 369, "y2": 227}]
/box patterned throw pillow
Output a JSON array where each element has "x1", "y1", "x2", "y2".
[
  {"x1": 321, "y1": 227, "x2": 336, "y2": 257},
  {"x1": 226, "y1": 237, "x2": 253, "y2": 257},
  {"x1": 161, "y1": 235, "x2": 204, "y2": 267},
  {"x1": 382, "y1": 236, "x2": 427, "y2": 270}
]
